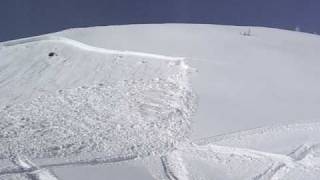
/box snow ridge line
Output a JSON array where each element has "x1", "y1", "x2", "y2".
[
  {"x1": 252, "y1": 143, "x2": 320, "y2": 179},
  {"x1": 195, "y1": 121, "x2": 320, "y2": 145},
  {"x1": 192, "y1": 121, "x2": 320, "y2": 178},
  {"x1": 190, "y1": 142, "x2": 320, "y2": 179},
  {"x1": 179, "y1": 144, "x2": 312, "y2": 180},
  {"x1": 0, "y1": 154, "x2": 137, "y2": 176},
  {"x1": 186, "y1": 144, "x2": 294, "y2": 164},
  {"x1": 0, "y1": 35, "x2": 185, "y2": 61}
]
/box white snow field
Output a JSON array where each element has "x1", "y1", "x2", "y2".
[{"x1": 0, "y1": 24, "x2": 320, "y2": 179}]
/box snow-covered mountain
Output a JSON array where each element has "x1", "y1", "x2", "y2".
[{"x1": 1, "y1": 24, "x2": 320, "y2": 179}]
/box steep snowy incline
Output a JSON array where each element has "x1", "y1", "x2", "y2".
[
  {"x1": 0, "y1": 36, "x2": 189, "y2": 107},
  {"x1": 1, "y1": 24, "x2": 320, "y2": 180},
  {"x1": 0, "y1": 36, "x2": 196, "y2": 179},
  {"x1": 51, "y1": 24, "x2": 320, "y2": 179},
  {"x1": 55, "y1": 24, "x2": 320, "y2": 139}
]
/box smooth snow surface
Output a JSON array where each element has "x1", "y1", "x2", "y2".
[
  {"x1": 1, "y1": 24, "x2": 320, "y2": 179},
  {"x1": 56, "y1": 24, "x2": 320, "y2": 138}
]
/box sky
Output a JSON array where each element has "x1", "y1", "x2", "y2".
[{"x1": 0, "y1": 0, "x2": 319, "y2": 42}]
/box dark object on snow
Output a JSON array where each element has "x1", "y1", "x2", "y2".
[{"x1": 48, "y1": 52, "x2": 57, "y2": 57}]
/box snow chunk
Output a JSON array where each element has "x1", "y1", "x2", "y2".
[{"x1": 0, "y1": 36, "x2": 197, "y2": 178}]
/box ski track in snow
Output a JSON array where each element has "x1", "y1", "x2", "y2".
[
  {"x1": 195, "y1": 122, "x2": 320, "y2": 146},
  {"x1": 173, "y1": 122, "x2": 320, "y2": 180},
  {"x1": 1, "y1": 36, "x2": 320, "y2": 179},
  {"x1": 160, "y1": 156, "x2": 179, "y2": 180},
  {"x1": 0, "y1": 154, "x2": 137, "y2": 177}
]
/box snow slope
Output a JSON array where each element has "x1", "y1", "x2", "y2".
[
  {"x1": 1, "y1": 24, "x2": 320, "y2": 179},
  {"x1": 56, "y1": 24, "x2": 320, "y2": 139},
  {"x1": 0, "y1": 35, "x2": 196, "y2": 179}
]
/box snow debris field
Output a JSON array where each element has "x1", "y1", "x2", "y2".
[
  {"x1": 0, "y1": 77, "x2": 195, "y2": 159},
  {"x1": 1, "y1": 24, "x2": 320, "y2": 179}
]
